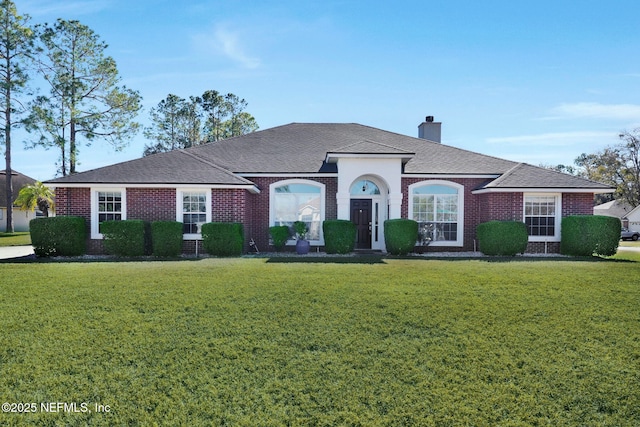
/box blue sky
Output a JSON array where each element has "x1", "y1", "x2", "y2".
[{"x1": 13, "y1": 0, "x2": 640, "y2": 181}]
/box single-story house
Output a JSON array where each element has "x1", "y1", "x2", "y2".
[
  {"x1": 622, "y1": 205, "x2": 640, "y2": 232},
  {"x1": 0, "y1": 169, "x2": 38, "y2": 232},
  {"x1": 45, "y1": 118, "x2": 614, "y2": 254}
]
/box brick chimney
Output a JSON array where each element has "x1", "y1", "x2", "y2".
[{"x1": 418, "y1": 116, "x2": 441, "y2": 143}]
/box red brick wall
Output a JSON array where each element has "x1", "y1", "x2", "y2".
[
  {"x1": 562, "y1": 193, "x2": 595, "y2": 216},
  {"x1": 127, "y1": 188, "x2": 176, "y2": 221}
]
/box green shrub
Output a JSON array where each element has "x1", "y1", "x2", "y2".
[
  {"x1": 29, "y1": 216, "x2": 86, "y2": 257},
  {"x1": 202, "y1": 222, "x2": 244, "y2": 256},
  {"x1": 477, "y1": 221, "x2": 528, "y2": 256},
  {"x1": 384, "y1": 219, "x2": 418, "y2": 255},
  {"x1": 323, "y1": 220, "x2": 356, "y2": 254},
  {"x1": 561, "y1": 215, "x2": 620, "y2": 256},
  {"x1": 101, "y1": 220, "x2": 146, "y2": 257},
  {"x1": 269, "y1": 225, "x2": 290, "y2": 251},
  {"x1": 151, "y1": 221, "x2": 183, "y2": 257}
]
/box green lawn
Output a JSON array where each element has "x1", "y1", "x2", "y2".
[
  {"x1": 0, "y1": 258, "x2": 639, "y2": 426},
  {"x1": 0, "y1": 232, "x2": 31, "y2": 247}
]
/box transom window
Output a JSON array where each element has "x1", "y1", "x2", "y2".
[
  {"x1": 350, "y1": 179, "x2": 381, "y2": 195},
  {"x1": 524, "y1": 195, "x2": 559, "y2": 239},
  {"x1": 409, "y1": 181, "x2": 463, "y2": 247},
  {"x1": 182, "y1": 192, "x2": 207, "y2": 234},
  {"x1": 271, "y1": 181, "x2": 325, "y2": 242}
]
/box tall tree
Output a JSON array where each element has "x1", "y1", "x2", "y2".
[
  {"x1": 144, "y1": 90, "x2": 259, "y2": 155},
  {"x1": 28, "y1": 19, "x2": 141, "y2": 175},
  {"x1": 200, "y1": 89, "x2": 227, "y2": 143},
  {"x1": 0, "y1": 0, "x2": 33, "y2": 232},
  {"x1": 142, "y1": 94, "x2": 202, "y2": 155},
  {"x1": 574, "y1": 129, "x2": 640, "y2": 207}
]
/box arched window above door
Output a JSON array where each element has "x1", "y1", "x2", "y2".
[{"x1": 350, "y1": 179, "x2": 381, "y2": 195}]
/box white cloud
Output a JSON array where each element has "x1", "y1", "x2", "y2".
[
  {"x1": 192, "y1": 24, "x2": 260, "y2": 69},
  {"x1": 547, "y1": 102, "x2": 640, "y2": 121},
  {"x1": 486, "y1": 131, "x2": 615, "y2": 146}
]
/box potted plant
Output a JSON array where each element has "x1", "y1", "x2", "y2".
[{"x1": 293, "y1": 221, "x2": 310, "y2": 255}]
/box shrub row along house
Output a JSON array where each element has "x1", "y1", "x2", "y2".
[{"x1": 46, "y1": 118, "x2": 613, "y2": 254}]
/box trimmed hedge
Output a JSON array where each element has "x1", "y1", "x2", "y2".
[
  {"x1": 477, "y1": 221, "x2": 528, "y2": 256},
  {"x1": 151, "y1": 221, "x2": 184, "y2": 257},
  {"x1": 202, "y1": 222, "x2": 244, "y2": 257},
  {"x1": 101, "y1": 220, "x2": 146, "y2": 257},
  {"x1": 323, "y1": 220, "x2": 357, "y2": 254},
  {"x1": 269, "y1": 225, "x2": 290, "y2": 251},
  {"x1": 29, "y1": 216, "x2": 86, "y2": 257},
  {"x1": 384, "y1": 219, "x2": 418, "y2": 255},
  {"x1": 560, "y1": 215, "x2": 620, "y2": 256}
]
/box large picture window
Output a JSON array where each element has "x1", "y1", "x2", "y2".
[
  {"x1": 524, "y1": 194, "x2": 560, "y2": 240},
  {"x1": 409, "y1": 181, "x2": 463, "y2": 246},
  {"x1": 270, "y1": 180, "x2": 325, "y2": 242}
]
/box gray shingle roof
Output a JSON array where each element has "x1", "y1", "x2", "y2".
[
  {"x1": 476, "y1": 163, "x2": 612, "y2": 190},
  {"x1": 46, "y1": 149, "x2": 254, "y2": 186},
  {"x1": 44, "y1": 123, "x2": 613, "y2": 192}
]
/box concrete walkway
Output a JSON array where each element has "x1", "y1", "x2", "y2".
[{"x1": 0, "y1": 245, "x2": 35, "y2": 260}]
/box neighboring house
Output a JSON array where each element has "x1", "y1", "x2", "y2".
[
  {"x1": 622, "y1": 205, "x2": 640, "y2": 232},
  {"x1": 594, "y1": 200, "x2": 634, "y2": 229},
  {"x1": 0, "y1": 169, "x2": 38, "y2": 232},
  {"x1": 45, "y1": 118, "x2": 614, "y2": 254}
]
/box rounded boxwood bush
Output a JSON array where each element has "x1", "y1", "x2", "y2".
[
  {"x1": 384, "y1": 219, "x2": 418, "y2": 255},
  {"x1": 202, "y1": 222, "x2": 244, "y2": 257},
  {"x1": 152, "y1": 221, "x2": 183, "y2": 257},
  {"x1": 269, "y1": 225, "x2": 290, "y2": 251},
  {"x1": 561, "y1": 215, "x2": 620, "y2": 256},
  {"x1": 30, "y1": 216, "x2": 86, "y2": 257},
  {"x1": 101, "y1": 220, "x2": 146, "y2": 257},
  {"x1": 323, "y1": 220, "x2": 357, "y2": 254},
  {"x1": 476, "y1": 221, "x2": 528, "y2": 256}
]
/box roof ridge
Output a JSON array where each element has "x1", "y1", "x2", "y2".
[
  {"x1": 176, "y1": 149, "x2": 254, "y2": 185},
  {"x1": 331, "y1": 138, "x2": 414, "y2": 153}
]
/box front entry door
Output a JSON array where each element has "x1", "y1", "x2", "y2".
[{"x1": 351, "y1": 199, "x2": 372, "y2": 249}]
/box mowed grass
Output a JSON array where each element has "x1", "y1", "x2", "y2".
[
  {"x1": 0, "y1": 259, "x2": 639, "y2": 426},
  {"x1": 0, "y1": 232, "x2": 30, "y2": 247}
]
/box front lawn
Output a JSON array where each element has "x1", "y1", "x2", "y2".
[
  {"x1": 0, "y1": 232, "x2": 30, "y2": 247},
  {"x1": 0, "y1": 259, "x2": 638, "y2": 426}
]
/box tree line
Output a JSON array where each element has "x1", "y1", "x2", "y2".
[
  {"x1": 545, "y1": 128, "x2": 640, "y2": 207},
  {"x1": 143, "y1": 90, "x2": 258, "y2": 156},
  {"x1": 0, "y1": 0, "x2": 258, "y2": 232}
]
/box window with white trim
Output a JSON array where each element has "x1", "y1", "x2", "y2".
[
  {"x1": 409, "y1": 181, "x2": 464, "y2": 247},
  {"x1": 524, "y1": 194, "x2": 560, "y2": 240},
  {"x1": 91, "y1": 189, "x2": 126, "y2": 239},
  {"x1": 177, "y1": 190, "x2": 211, "y2": 238},
  {"x1": 270, "y1": 180, "x2": 325, "y2": 243}
]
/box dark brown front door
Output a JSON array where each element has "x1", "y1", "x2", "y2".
[{"x1": 351, "y1": 199, "x2": 372, "y2": 249}]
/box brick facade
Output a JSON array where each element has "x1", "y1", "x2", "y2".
[{"x1": 54, "y1": 181, "x2": 596, "y2": 255}]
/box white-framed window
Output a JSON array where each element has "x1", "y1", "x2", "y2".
[
  {"x1": 524, "y1": 194, "x2": 561, "y2": 241},
  {"x1": 408, "y1": 180, "x2": 464, "y2": 247},
  {"x1": 269, "y1": 179, "x2": 325, "y2": 244},
  {"x1": 91, "y1": 188, "x2": 126, "y2": 239},
  {"x1": 177, "y1": 189, "x2": 211, "y2": 239}
]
